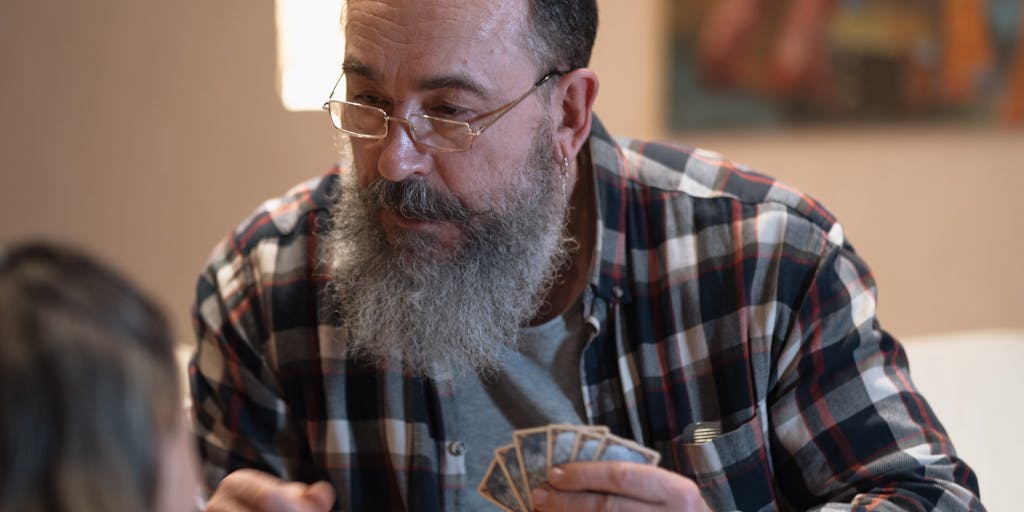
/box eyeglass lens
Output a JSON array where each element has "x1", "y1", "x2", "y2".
[{"x1": 330, "y1": 102, "x2": 475, "y2": 151}]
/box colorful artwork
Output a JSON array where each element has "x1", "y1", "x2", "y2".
[{"x1": 668, "y1": 0, "x2": 1023, "y2": 129}]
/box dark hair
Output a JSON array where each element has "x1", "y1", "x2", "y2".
[
  {"x1": 0, "y1": 242, "x2": 178, "y2": 511},
  {"x1": 342, "y1": 1, "x2": 598, "y2": 73},
  {"x1": 525, "y1": 0, "x2": 599, "y2": 72}
]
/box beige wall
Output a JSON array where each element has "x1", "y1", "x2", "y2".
[
  {"x1": 1, "y1": 0, "x2": 335, "y2": 345},
  {"x1": 2, "y1": 0, "x2": 1022, "y2": 346}
]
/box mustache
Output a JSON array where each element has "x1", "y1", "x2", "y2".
[{"x1": 362, "y1": 178, "x2": 473, "y2": 222}]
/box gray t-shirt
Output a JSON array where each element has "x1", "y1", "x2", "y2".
[{"x1": 456, "y1": 298, "x2": 588, "y2": 510}]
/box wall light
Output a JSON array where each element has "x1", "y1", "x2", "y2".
[{"x1": 276, "y1": 0, "x2": 345, "y2": 111}]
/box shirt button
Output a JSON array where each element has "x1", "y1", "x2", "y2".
[{"x1": 448, "y1": 441, "x2": 465, "y2": 456}]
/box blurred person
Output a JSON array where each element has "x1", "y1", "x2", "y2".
[
  {"x1": 190, "y1": 0, "x2": 983, "y2": 510},
  {"x1": 0, "y1": 242, "x2": 199, "y2": 512}
]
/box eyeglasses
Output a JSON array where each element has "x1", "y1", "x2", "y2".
[{"x1": 322, "y1": 70, "x2": 561, "y2": 152}]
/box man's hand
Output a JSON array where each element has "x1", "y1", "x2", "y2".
[
  {"x1": 205, "y1": 469, "x2": 336, "y2": 512},
  {"x1": 530, "y1": 462, "x2": 711, "y2": 511}
]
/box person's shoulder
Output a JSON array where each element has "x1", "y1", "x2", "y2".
[
  {"x1": 231, "y1": 169, "x2": 339, "y2": 250},
  {"x1": 591, "y1": 126, "x2": 839, "y2": 237},
  {"x1": 202, "y1": 168, "x2": 341, "y2": 272}
]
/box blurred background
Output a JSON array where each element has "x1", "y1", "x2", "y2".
[{"x1": 1, "y1": 0, "x2": 1021, "y2": 508}]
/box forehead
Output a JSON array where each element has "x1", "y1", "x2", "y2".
[{"x1": 344, "y1": 0, "x2": 536, "y2": 88}]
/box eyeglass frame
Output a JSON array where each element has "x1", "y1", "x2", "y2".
[{"x1": 321, "y1": 69, "x2": 564, "y2": 152}]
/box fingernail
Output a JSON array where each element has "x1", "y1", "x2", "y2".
[
  {"x1": 532, "y1": 487, "x2": 549, "y2": 506},
  {"x1": 548, "y1": 467, "x2": 564, "y2": 483}
]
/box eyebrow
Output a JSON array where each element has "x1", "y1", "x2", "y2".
[
  {"x1": 342, "y1": 57, "x2": 491, "y2": 100},
  {"x1": 341, "y1": 58, "x2": 376, "y2": 80},
  {"x1": 419, "y1": 74, "x2": 489, "y2": 99}
]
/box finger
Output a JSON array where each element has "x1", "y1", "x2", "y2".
[
  {"x1": 546, "y1": 462, "x2": 700, "y2": 504},
  {"x1": 208, "y1": 470, "x2": 333, "y2": 512},
  {"x1": 302, "y1": 481, "x2": 337, "y2": 510},
  {"x1": 265, "y1": 482, "x2": 314, "y2": 510},
  {"x1": 207, "y1": 469, "x2": 287, "y2": 510},
  {"x1": 263, "y1": 481, "x2": 334, "y2": 512},
  {"x1": 531, "y1": 486, "x2": 665, "y2": 512}
]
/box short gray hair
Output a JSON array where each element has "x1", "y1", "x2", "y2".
[
  {"x1": 524, "y1": 0, "x2": 599, "y2": 72},
  {"x1": 340, "y1": 0, "x2": 600, "y2": 74}
]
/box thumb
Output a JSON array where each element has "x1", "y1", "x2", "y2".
[
  {"x1": 302, "y1": 481, "x2": 336, "y2": 510},
  {"x1": 264, "y1": 481, "x2": 335, "y2": 512}
]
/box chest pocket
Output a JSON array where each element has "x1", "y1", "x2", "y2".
[{"x1": 672, "y1": 409, "x2": 778, "y2": 511}]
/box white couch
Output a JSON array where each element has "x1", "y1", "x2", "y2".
[{"x1": 901, "y1": 329, "x2": 1024, "y2": 511}]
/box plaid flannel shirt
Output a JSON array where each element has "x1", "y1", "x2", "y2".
[{"x1": 190, "y1": 118, "x2": 983, "y2": 511}]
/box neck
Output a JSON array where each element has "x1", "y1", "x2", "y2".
[{"x1": 529, "y1": 151, "x2": 596, "y2": 325}]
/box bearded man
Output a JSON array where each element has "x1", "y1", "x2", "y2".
[{"x1": 190, "y1": 0, "x2": 983, "y2": 510}]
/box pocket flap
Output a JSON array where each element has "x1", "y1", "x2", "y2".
[{"x1": 672, "y1": 411, "x2": 777, "y2": 511}]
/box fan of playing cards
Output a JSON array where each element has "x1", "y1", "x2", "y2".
[{"x1": 477, "y1": 424, "x2": 661, "y2": 512}]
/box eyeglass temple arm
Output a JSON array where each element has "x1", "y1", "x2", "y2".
[
  {"x1": 470, "y1": 70, "x2": 562, "y2": 136},
  {"x1": 323, "y1": 71, "x2": 345, "y2": 109}
]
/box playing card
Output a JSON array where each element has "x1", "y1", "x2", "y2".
[
  {"x1": 495, "y1": 444, "x2": 529, "y2": 511},
  {"x1": 513, "y1": 426, "x2": 550, "y2": 509},
  {"x1": 548, "y1": 424, "x2": 581, "y2": 468},
  {"x1": 478, "y1": 456, "x2": 527, "y2": 512},
  {"x1": 595, "y1": 434, "x2": 662, "y2": 465},
  {"x1": 572, "y1": 429, "x2": 605, "y2": 461},
  {"x1": 478, "y1": 424, "x2": 662, "y2": 510}
]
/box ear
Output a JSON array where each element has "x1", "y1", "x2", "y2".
[{"x1": 552, "y1": 68, "x2": 599, "y2": 162}]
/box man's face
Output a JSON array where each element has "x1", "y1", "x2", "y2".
[
  {"x1": 327, "y1": 0, "x2": 574, "y2": 377},
  {"x1": 343, "y1": 0, "x2": 550, "y2": 252}
]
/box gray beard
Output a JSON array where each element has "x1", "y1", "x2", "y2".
[{"x1": 324, "y1": 129, "x2": 572, "y2": 379}]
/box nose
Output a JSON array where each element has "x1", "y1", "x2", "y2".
[{"x1": 375, "y1": 117, "x2": 432, "y2": 182}]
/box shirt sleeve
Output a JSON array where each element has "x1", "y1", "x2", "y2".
[
  {"x1": 768, "y1": 239, "x2": 984, "y2": 511},
  {"x1": 188, "y1": 235, "x2": 319, "y2": 492}
]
